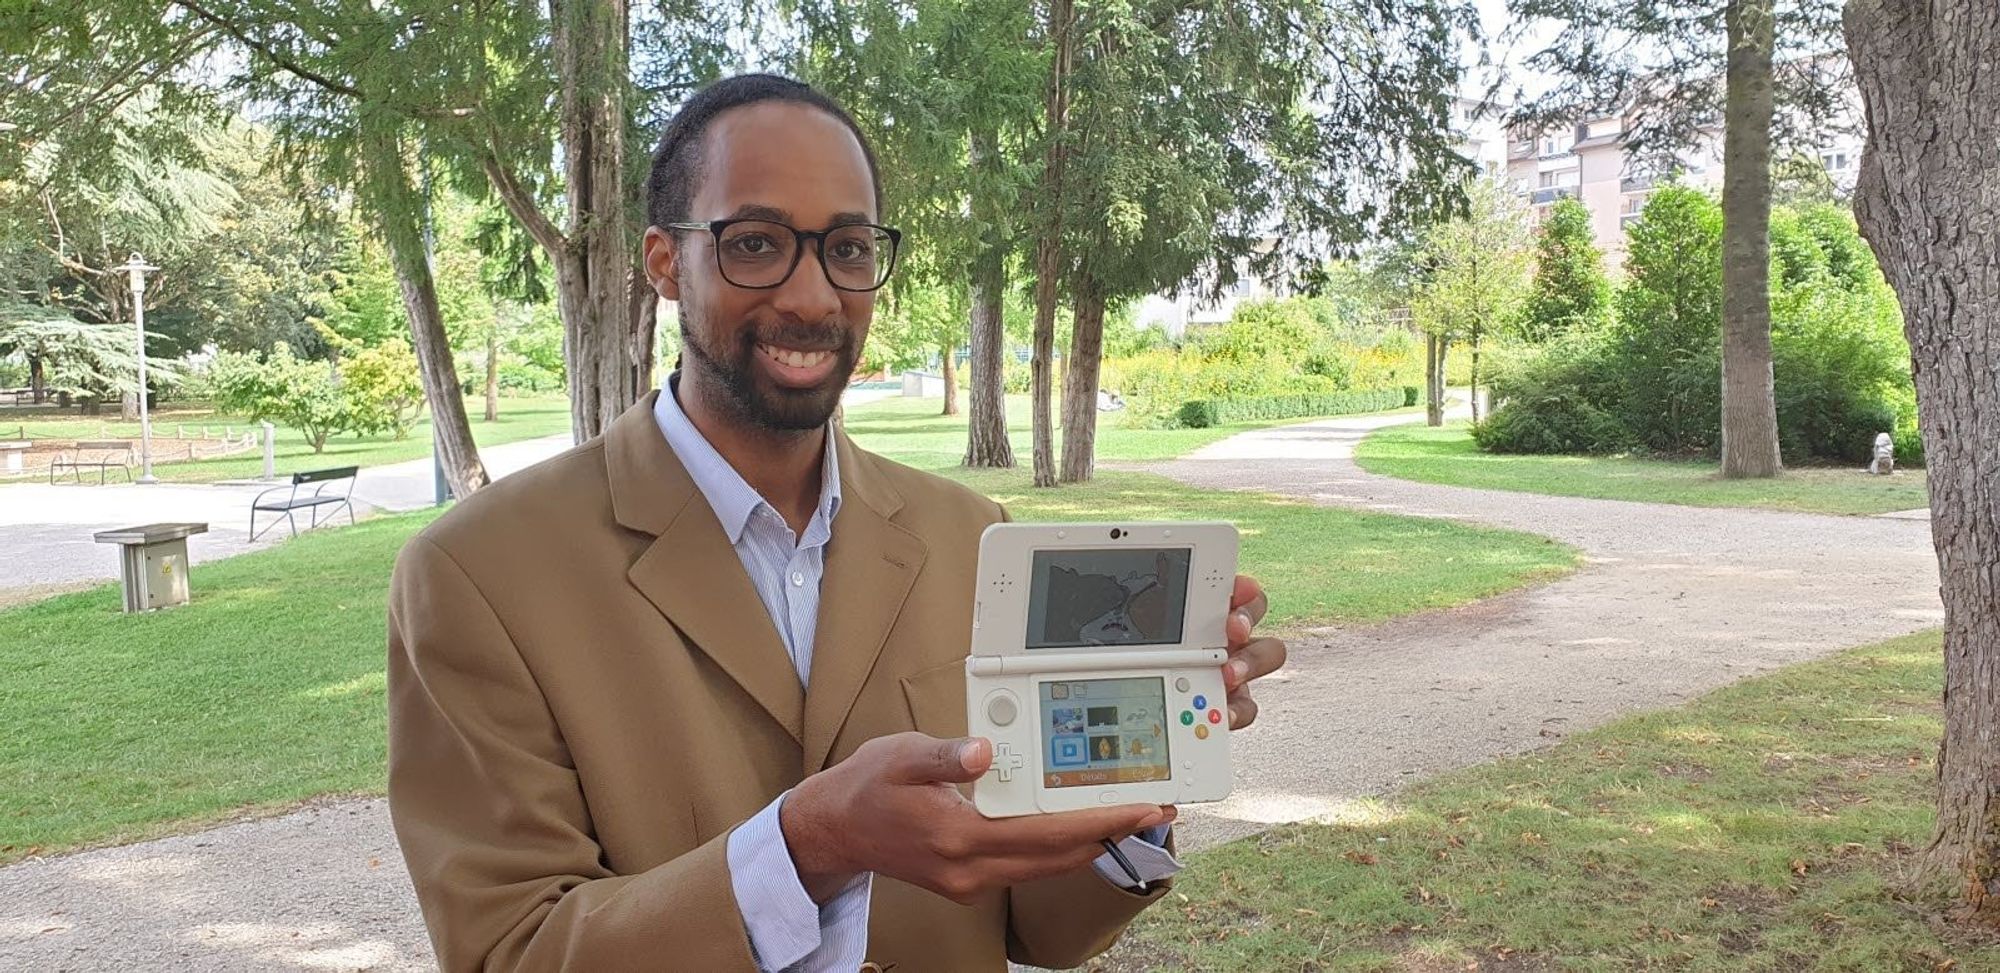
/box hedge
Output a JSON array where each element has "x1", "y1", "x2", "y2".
[{"x1": 1175, "y1": 387, "x2": 1407, "y2": 428}]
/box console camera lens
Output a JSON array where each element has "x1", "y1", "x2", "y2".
[{"x1": 1110, "y1": 528, "x2": 1123, "y2": 539}]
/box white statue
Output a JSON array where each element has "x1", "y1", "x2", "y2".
[{"x1": 1869, "y1": 432, "x2": 1895, "y2": 475}]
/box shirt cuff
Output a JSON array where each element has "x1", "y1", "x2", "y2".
[
  {"x1": 726, "y1": 790, "x2": 874, "y2": 971},
  {"x1": 1091, "y1": 825, "x2": 1180, "y2": 889}
]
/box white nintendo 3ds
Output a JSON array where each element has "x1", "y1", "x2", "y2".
[{"x1": 965, "y1": 522, "x2": 1238, "y2": 817}]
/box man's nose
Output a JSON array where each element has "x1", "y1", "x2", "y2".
[{"x1": 769, "y1": 242, "x2": 843, "y2": 322}]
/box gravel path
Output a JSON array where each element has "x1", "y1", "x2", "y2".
[{"x1": 0, "y1": 408, "x2": 1942, "y2": 971}]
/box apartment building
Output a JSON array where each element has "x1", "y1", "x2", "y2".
[{"x1": 1506, "y1": 112, "x2": 1864, "y2": 267}]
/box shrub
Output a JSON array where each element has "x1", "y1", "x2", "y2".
[
  {"x1": 206, "y1": 344, "x2": 352, "y2": 452},
  {"x1": 1475, "y1": 333, "x2": 1632, "y2": 454},
  {"x1": 1175, "y1": 387, "x2": 1404, "y2": 428},
  {"x1": 343, "y1": 338, "x2": 425, "y2": 439}
]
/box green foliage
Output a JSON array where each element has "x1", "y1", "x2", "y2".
[
  {"x1": 204, "y1": 344, "x2": 351, "y2": 452},
  {"x1": 1520, "y1": 197, "x2": 1612, "y2": 341},
  {"x1": 0, "y1": 308, "x2": 179, "y2": 403},
  {"x1": 1609, "y1": 183, "x2": 1726, "y2": 454},
  {"x1": 1412, "y1": 176, "x2": 1535, "y2": 344},
  {"x1": 1481, "y1": 189, "x2": 1919, "y2": 466},
  {"x1": 342, "y1": 338, "x2": 426, "y2": 439},
  {"x1": 1176, "y1": 387, "x2": 1406, "y2": 428},
  {"x1": 867, "y1": 281, "x2": 966, "y2": 375}
]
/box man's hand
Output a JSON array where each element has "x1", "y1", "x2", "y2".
[
  {"x1": 1222, "y1": 575, "x2": 1287, "y2": 730},
  {"x1": 781, "y1": 733, "x2": 1174, "y2": 904}
]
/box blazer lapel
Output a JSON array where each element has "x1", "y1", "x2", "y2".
[
  {"x1": 607, "y1": 393, "x2": 804, "y2": 745},
  {"x1": 802, "y1": 431, "x2": 927, "y2": 772}
]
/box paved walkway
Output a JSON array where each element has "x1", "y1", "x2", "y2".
[{"x1": 0, "y1": 405, "x2": 1943, "y2": 971}]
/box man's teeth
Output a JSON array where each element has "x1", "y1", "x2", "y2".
[{"x1": 761, "y1": 345, "x2": 832, "y2": 369}]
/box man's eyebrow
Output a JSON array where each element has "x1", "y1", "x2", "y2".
[
  {"x1": 827, "y1": 211, "x2": 875, "y2": 227},
  {"x1": 724, "y1": 204, "x2": 792, "y2": 222}
]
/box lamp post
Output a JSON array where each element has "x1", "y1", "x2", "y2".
[{"x1": 114, "y1": 252, "x2": 160, "y2": 484}]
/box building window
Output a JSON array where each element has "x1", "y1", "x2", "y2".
[{"x1": 1821, "y1": 151, "x2": 1852, "y2": 171}]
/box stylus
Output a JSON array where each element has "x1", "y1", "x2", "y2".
[{"x1": 1100, "y1": 838, "x2": 1148, "y2": 893}]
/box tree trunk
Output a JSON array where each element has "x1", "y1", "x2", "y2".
[
  {"x1": 963, "y1": 233, "x2": 1014, "y2": 467},
  {"x1": 1425, "y1": 333, "x2": 1447, "y2": 426},
  {"x1": 940, "y1": 344, "x2": 959, "y2": 416},
  {"x1": 484, "y1": 323, "x2": 500, "y2": 422},
  {"x1": 1469, "y1": 325, "x2": 1483, "y2": 423},
  {"x1": 121, "y1": 390, "x2": 137, "y2": 422},
  {"x1": 28, "y1": 356, "x2": 45, "y2": 404},
  {"x1": 481, "y1": 0, "x2": 637, "y2": 444},
  {"x1": 1718, "y1": 0, "x2": 1783, "y2": 478},
  {"x1": 363, "y1": 132, "x2": 487, "y2": 499},
  {"x1": 1029, "y1": 0, "x2": 1075, "y2": 489},
  {"x1": 1848, "y1": 0, "x2": 2000, "y2": 924},
  {"x1": 629, "y1": 266, "x2": 659, "y2": 397},
  {"x1": 1059, "y1": 280, "x2": 1105, "y2": 483}
]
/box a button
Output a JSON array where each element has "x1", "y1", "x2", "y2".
[
  {"x1": 1192, "y1": 694, "x2": 1207, "y2": 710},
  {"x1": 1194, "y1": 724, "x2": 1209, "y2": 740},
  {"x1": 790, "y1": 571, "x2": 805, "y2": 587},
  {"x1": 986, "y1": 693, "x2": 1018, "y2": 727},
  {"x1": 1174, "y1": 677, "x2": 1191, "y2": 693},
  {"x1": 1207, "y1": 708, "x2": 1222, "y2": 724},
  {"x1": 992, "y1": 743, "x2": 1025, "y2": 782},
  {"x1": 1183, "y1": 759, "x2": 1195, "y2": 770},
  {"x1": 1179, "y1": 711, "x2": 1194, "y2": 726},
  {"x1": 1100, "y1": 790, "x2": 1119, "y2": 804}
]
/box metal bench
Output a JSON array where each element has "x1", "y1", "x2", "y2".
[
  {"x1": 250, "y1": 466, "x2": 359, "y2": 540},
  {"x1": 49, "y1": 440, "x2": 135, "y2": 484}
]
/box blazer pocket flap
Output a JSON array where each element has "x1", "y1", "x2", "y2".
[{"x1": 900, "y1": 658, "x2": 969, "y2": 738}]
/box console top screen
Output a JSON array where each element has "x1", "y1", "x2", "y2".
[{"x1": 1023, "y1": 548, "x2": 1192, "y2": 650}]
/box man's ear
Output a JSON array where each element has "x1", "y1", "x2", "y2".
[{"x1": 642, "y1": 226, "x2": 683, "y2": 302}]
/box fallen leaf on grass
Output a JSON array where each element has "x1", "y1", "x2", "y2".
[
  {"x1": 1343, "y1": 849, "x2": 1378, "y2": 866},
  {"x1": 1791, "y1": 859, "x2": 1809, "y2": 876}
]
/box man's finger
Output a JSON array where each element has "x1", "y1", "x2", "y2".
[
  {"x1": 969, "y1": 803, "x2": 1170, "y2": 855},
  {"x1": 1229, "y1": 576, "x2": 1269, "y2": 626},
  {"x1": 1223, "y1": 637, "x2": 1288, "y2": 691},
  {"x1": 896, "y1": 734, "x2": 990, "y2": 784},
  {"x1": 1226, "y1": 690, "x2": 1259, "y2": 730}
]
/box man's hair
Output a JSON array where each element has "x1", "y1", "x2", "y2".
[{"x1": 646, "y1": 74, "x2": 883, "y2": 232}]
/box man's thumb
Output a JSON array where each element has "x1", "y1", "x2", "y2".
[{"x1": 907, "y1": 735, "x2": 989, "y2": 783}]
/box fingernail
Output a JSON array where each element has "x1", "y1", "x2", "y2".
[
  {"x1": 1227, "y1": 660, "x2": 1249, "y2": 682},
  {"x1": 959, "y1": 740, "x2": 982, "y2": 768},
  {"x1": 1233, "y1": 611, "x2": 1251, "y2": 630}
]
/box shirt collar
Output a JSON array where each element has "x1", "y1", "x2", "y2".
[{"x1": 652, "y1": 373, "x2": 842, "y2": 545}]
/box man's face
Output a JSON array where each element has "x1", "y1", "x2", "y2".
[{"x1": 644, "y1": 101, "x2": 879, "y2": 432}]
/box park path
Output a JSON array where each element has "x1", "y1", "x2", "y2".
[{"x1": 0, "y1": 405, "x2": 1944, "y2": 971}]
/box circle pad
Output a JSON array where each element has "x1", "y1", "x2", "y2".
[{"x1": 986, "y1": 693, "x2": 1018, "y2": 727}]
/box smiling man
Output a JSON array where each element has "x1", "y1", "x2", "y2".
[{"x1": 385, "y1": 74, "x2": 1287, "y2": 972}]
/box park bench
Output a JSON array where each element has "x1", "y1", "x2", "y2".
[
  {"x1": 49, "y1": 440, "x2": 134, "y2": 484},
  {"x1": 250, "y1": 466, "x2": 359, "y2": 540}
]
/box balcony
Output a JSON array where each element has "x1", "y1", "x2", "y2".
[
  {"x1": 1620, "y1": 174, "x2": 1657, "y2": 193},
  {"x1": 1530, "y1": 186, "x2": 1579, "y2": 205},
  {"x1": 1509, "y1": 140, "x2": 1536, "y2": 159}
]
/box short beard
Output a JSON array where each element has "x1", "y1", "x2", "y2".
[{"x1": 679, "y1": 309, "x2": 857, "y2": 434}]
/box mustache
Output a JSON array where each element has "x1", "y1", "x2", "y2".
[{"x1": 739, "y1": 319, "x2": 851, "y2": 354}]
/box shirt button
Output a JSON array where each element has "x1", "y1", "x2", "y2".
[{"x1": 790, "y1": 571, "x2": 805, "y2": 587}]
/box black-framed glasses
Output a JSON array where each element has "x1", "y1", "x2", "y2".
[{"x1": 666, "y1": 218, "x2": 902, "y2": 292}]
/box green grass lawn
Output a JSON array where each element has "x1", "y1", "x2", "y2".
[
  {"x1": 3, "y1": 395, "x2": 574, "y2": 483},
  {"x1": 0, "y1": 397, "x2": 1572, "y2": 860},
  {"x1": 1355, "y1": 422, "x2": 1931, "y2": 517},
  {"x1": 844, "y1": 393, "x2": 1424, "y2": 471},
  {"x1": 1118, "y1": 630, "x2": 1997, "y2": 971}
]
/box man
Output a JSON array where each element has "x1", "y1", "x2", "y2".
[{"x1": 387, "y1": 73, "x2": 1287, "y2": 972}]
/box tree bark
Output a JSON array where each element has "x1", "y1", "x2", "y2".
[
  {"x1": 1848, "y1": 0, "x2": 2000, "y2": 924},
  {"x1": 1029, "y1": 0, "x2": 1075, "y2": 489},
  {"x1": 963, "y1": 234, "x2": 1014, "y2": 467},
  {"x1": 1425, "y1": 332, "x2": 1446, "y2": 426},
  {"x1": 484, "y1": 323, "x2": 500, "y2": 422},
  {"x1": 1718, "y1": 0, "x2": 1783, "y2": 478},
  {"x1": 363, "y1": 132, "x2": 487, "y2": 498},
  {"x1": 963, "y1": 128, "x2": 1014, "y2": 468},
  {"x1": 1059, "y1": 279, "x2": 1105, "y2": 483},
  {"x1": 940, "y1": 343, "x2": 959, "y2": 416},
  {"x1": 29, "y1": 356, "x2": 45, "y2": 404},
  {"x1": 1469, "y1": 325, "x2": 1483, "y2": 423}
]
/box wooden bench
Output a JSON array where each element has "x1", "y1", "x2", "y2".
[
  {"x1": 250, "y1": 466, "x2": 359, "y2": 540},
  {"x1": 49, "y1": 440, "x2": 134, "y2": 484}
]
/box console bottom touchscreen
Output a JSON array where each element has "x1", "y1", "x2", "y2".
[{"x1": 1038, "y1": 676, "x2": 1171, "y2": 789}]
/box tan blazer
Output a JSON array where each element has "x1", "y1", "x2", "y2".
[{"x1": 387, "y1": 393, "x2": 1165, "y2": 972}]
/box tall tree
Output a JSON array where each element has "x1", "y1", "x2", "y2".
[
  {"x1": 1052, "y1": 0, "x2": 1478, "y2": 482},
  {"x1": 1846, "y1": 0, "x2": 2000, "y2": 924},
  {"x1": 1028, "y1": 0, "x2": 1076, "y2": 489},
  {"x1": 1412, "y1": 176, "x2": 1533, "y2": 423},
  {"x1": 1506, "y1": 0, "x2": 1850, "y2": 477},
  {"x1": 1521, "y1": 196, "x2": 1611, "y2": 341}
]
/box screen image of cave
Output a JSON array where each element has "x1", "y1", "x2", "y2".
[{"x1": 1025, "y1": 547, "x2": 1192, "y2": 649}]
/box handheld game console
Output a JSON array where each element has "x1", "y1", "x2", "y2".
[{"x1": 965, "y1": 522, "x2": 1237, "y2": 817}]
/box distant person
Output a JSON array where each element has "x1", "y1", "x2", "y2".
[{"x1": 386, "y1": 73, "x2": 1286, "y2": 972}]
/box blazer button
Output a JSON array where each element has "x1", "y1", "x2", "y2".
[{"x1": 859, "y1": 964, "x2": 887, "y2": 973}]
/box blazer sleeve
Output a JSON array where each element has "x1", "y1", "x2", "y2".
[
  {"x1": 1004, "y1": 862, "x2": 1171, "y2": 968},
  {"x1": 386, "y1": 533, "x2": 762, "y2": 973}
]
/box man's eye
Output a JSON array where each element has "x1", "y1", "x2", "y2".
[
  {"x1": 729, "y1": 235, "x2": 781, "y2": 256},
  {"x1": 829, "y1": 239, "x2": 874, "y2": 262}
]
